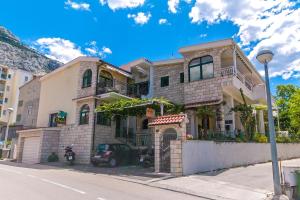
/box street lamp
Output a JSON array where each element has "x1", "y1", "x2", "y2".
[
  {"x1": 256, "y1": 50, "x2": 281, "y2": 195},
  {"x1": 3, "y1": 107, "x2": 14, "y2": 149}
]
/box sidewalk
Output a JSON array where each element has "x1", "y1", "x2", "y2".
[{"x1": 147, "y1": 159, "x2": 300, "y2": 200}]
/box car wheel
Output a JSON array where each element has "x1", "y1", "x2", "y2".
[{"x1": 109, "y1": 158, "x2": 117, "y2": 167}]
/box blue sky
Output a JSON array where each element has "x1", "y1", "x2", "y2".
[{"x1": 0, "y1": 0, "x2": 300, "y2": 93}]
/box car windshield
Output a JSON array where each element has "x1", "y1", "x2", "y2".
[{"x1": 97, "y1": 144, "x2": 109, "y2": 153}]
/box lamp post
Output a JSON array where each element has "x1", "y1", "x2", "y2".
[
  {"x1": 3, "y1": 107, "x2": 14, "y2": 149},
  {"x1": 256, "y1": 50, "x2": 281, "y2": 195}
]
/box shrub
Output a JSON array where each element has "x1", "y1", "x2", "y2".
[
  {"x1": 47, "y1": 152, "x2": 59, "y2": 162},
  {"x1": 253, "y1": 133, "x2": 268, "y2": 143},
  {"x1": 276, "y1": 135, "x2": 292, "y2": 143}
]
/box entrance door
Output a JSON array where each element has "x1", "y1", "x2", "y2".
[{"x1": 160, "y1": 129, "x2": 177, "y2": 172}]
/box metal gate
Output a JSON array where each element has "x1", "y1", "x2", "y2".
[{"x1": 160, "y1": 130, "x2": 177, "y2": 172}]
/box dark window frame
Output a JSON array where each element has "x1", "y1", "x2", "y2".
[
  {"x1": 180, "y1": 72, "x2": 184, "y2": 83},
  {"x1": 97, "y1": 112, "x2": 111, "y2": 126},
  {"x1": 160, "y1": 76, "x2": 169, "y2": 87},
  {"x1": 79, "y1": 104, "x2": 90, "y2": 125},
  {"x1": 188, "y1": 55, "x2": 214, "y2": 82},
  {"x1": 82, "y1": 69, "x2": 92, "y2": 88}
]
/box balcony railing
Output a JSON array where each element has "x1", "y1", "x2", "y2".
[
  {"x1": 221, "y1": 66, "x2": 253, "y2": 91},
  {"x1": 96, "y1": 79, "x2": 127, "y2": 95},
  {"x1": 96, "y1": 79, "x2": 149, "y2": 98}
]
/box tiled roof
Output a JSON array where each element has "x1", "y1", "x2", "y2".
[{"x1": 148, "y1": 114, "x2": 185, "y2": 126}]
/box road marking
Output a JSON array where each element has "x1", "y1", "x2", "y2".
[
  {"x1": 97, "y1": 198, "x2": 107, "y2": 200},
  {"x1": 0, "y1": 167, "x2": 22, "y2": 174},
  {"x1": 40, "y1": 178, "x2": 86, "y2": 194}
]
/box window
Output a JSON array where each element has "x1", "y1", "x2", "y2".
[
  {"x1": 79, "y1": 104, "x2": 90, "y2": 125},
  {"x1": 49, "y1": 113, "x2": 58, "y2": 127},
  {"x1": 180, "y1": 72, "x2": 184, "y2": 83},
  {"x1": 16, "y1": 114, "x2": 21, "y2": 122},
  {"x1": 188, "y1": 55, "x2": 214, "y2": 82},
  {"x1": 97, "y1": 113, "x2": 111, "y2": 126},
  {"x1": 27, "y1": 105, "x2": 32, "y2": 115},
  {"x1": 4, "y1": 98, "x2": 8, "y2": 103},
  {"x1": 7, "y1": 74, "x2": 11, "y2": 79},
  {"x1": 18, "y1": 100, "x2": 23, "y2": 107},
  {"x1": 6, "y1": 86, "x2": 9, "y2": 91},
  {"x1": 25, "y1": 76, "x2": 28, "y2": 82},
  {"x1": 160, "y1": 76, "x2": 169, "y2": 87},
  {"x1": 82, "y1": 69, "x2": 92, "y2": 88},
  {"x1": 98, "y1": 71, "x2": 113, "y2": 88},
  {"x1": 142, "y1": 119, "x2": 148, "y2": 130}
]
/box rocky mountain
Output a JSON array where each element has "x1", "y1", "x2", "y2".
[{"x1": 0, "y1": 26, "x2": 61, "y2": 74}]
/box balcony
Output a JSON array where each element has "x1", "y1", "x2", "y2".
[
  {"x1": 221, "y1": 66, "x2": 253, "y2": 91},
  {"x1": 96, "y1": 79, "x2": 149, "y2": 99}
]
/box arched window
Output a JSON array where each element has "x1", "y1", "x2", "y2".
[
  {"x1": 82, "y1": 69, "x2": 92, "y2": 88},
  {"x1": 99, "y1": 71, "x2": 113, "y2": 88},
  {"x1": 79, "y1": 104, "x2": 90, "y2": 125},
  {"x1": 188, "y1": 55, "x2": 214, "y2": 82}
]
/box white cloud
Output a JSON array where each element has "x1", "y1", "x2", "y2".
[
  {"x1": 158, "y1": 18, "x2": 168, "y2": 25},
  {"x1": 168, "y1": 0, "x2": 179, "y2": 13},
  {"x1": 168, "y1": 0, "x2": 192, "y2": 14},
  {"x1": 35, "y1": 38, "x2": 83, "y2": 63},
  {"x1": 99, "y1": 0, "x2": 145, "y2": 10},
  {"x1": 35, "y1": 38, "x2": 112, "y2": 63},
  {"x1": 188, "y1": 0, "x2": 300, "y2": 80},
  {"x1": 85, "y1": 41, "x2": 113, "y2": 58},
  {"x1": 65, "y1": 0, "x2": 90, "y2": 11},
  {"x1": 128, "y1": 12, "x2": 151, "y2": 25}
]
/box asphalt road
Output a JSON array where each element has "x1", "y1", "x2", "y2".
[{"x1": 0, "y1": 162, "x2": 206, "y2": 200}]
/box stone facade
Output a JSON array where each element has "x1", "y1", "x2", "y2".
[
  {"x1": 77, "y1": 61, "x2": 98, "y2": 98},
  {"x1": 182, "y1": 48, "x2": 225, "y2": 105},
  {"x1": 153, "y1": 63, "x2": 184, "y2": 104},
  {"x1": 16, "y1": 76, "x2": 41, "y2": 128}
]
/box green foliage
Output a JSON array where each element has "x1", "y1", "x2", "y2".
[
  {"x1": 253, "y1": 133, "x2": 268, "y2": 143},
  {"x1": 47, "y1": 152, "x2": 59, "y2": 162},
  {"x1": 95, "y1": 97, "x2": 175, "y2": 118},
  {"x1": 231, "y1": 89, "x2": 256, "y2": 140},
  {"x1": 289, "y1": 90, "x2": 300, "y2": 131},
  {"x1": 275, "y1": 84, "x2": 299, "y2": 131},
  {"x1": 276, "y1": 135, "x2": 292, "y2": 143}
]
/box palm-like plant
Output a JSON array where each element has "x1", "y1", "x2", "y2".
[{"x1": 196, "y1": 106, "x2": 216, "y2": 138}]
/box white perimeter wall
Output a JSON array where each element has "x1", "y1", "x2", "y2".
[{"x1": 182, "y1": 141, "x2": 300, "y2": 175}]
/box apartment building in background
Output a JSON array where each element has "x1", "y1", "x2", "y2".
[{"x1": 0, "y1": 64, "x2": 34, "y2": 125}]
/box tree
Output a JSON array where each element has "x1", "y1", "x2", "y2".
[
  {"x1": 288, "y1": 90, "x2": 300, "y2": 133},
  {"x1": 231, "y1": 89, "x2": 255, "y2": 140},
  {"x1": 275, "y1": 84, "x2": 299, "y2": 131},
  {"x1": 196, "y1": 106, "x2": 215, "y2": 138}
]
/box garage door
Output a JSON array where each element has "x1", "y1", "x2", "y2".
[{"x1": 22, "y1": 137, "x2": 41, "y2": 164}]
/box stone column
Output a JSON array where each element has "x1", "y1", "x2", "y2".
[
  {"x1": 258, "y1": 110, "x2": 265, "y2": 134},
  {"x1": 190, "y1": 111, "x2": 196, "y2": 138},
  {"x1": 170, "y1": 140, "x2": 183, "y2": 176},
  {"x1": 154, "y1": 127, "x2": 161, "y2": 173}
]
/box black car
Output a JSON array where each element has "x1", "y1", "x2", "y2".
[{"x1": 91, "y1": 144, "x2": 139, "y2": 167}]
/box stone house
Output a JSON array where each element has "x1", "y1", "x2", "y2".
[{"x1": 16, "y1": 39, "x2": 267, "y2": 165}]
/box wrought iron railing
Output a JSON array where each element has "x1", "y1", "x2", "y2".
[
  {"x1": 116, "y1": 133, "x2": 152, "y2": 147},
  {"x1": 96, "y1": 79, "x2": 149, "y2": 98}
]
